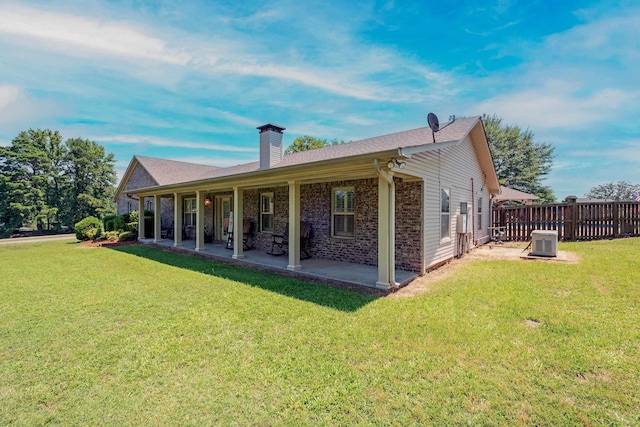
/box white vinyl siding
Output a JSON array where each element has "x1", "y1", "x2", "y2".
[
  {"x1": 332, "y1": 187, "x2": 355, "y2": 238},
  {"x1": 398, "y1": 133, "x2": 493, "y2": 270}
]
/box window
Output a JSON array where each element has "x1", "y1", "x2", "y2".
[
  {"x1": 127, "y1": 202, "x2": 132, "y2": 213},
  {"x1": 260, "y1": 192, "x2": 274, "y2": 232},
  {"x1": 184, "y1": 198, "x2": 197, "y2": 226},
  {"x1": 333, "y1": 187, "x2": 355, "y2": 238},
  {"x1": 146, "y1": 200, "x2": 153, "y2": 211},
  {"x1": 440, "y1": 188, "x2": 450, "y2": 240},
  {"x1": 477, "y1": 197, "x2": 483, "y2": 230}
]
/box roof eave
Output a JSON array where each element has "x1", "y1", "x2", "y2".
[{"x1": 128, "y1": 149, "x2": 400, "y2": 195}]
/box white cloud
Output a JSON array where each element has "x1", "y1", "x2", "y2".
[
  {"x1": 0, "y1": 4, "x2": 190, "y2": 65},
  {"x1": 0, "y1": 84, "x2": 61, "y2": 129},
  {"x1": 92, "y1": 134, "x2": 258, "y2": 153},
  {"x1": 0, "y1": 84, "x2": 20, "y2": 109},
  {"x1": 544, "y1": 12, "x2": 640, "y2": 62},
  {"x1": 0, "y1": 3, "x2": 451, "y2": 103},
  {"x1": 472, "y1": 81, "x2": 635, "y2": 129}
]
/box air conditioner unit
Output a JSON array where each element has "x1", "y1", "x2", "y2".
[{"x1": 531, "y1": 230, "x2": 558, "y2": 257}]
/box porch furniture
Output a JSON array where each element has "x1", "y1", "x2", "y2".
[
  {"x1": 225, "y1": 218, "x2": 254, "y2": 250},
  {"x1": 268, "y1": 221, "x2": 312, "y2": 259},
  {"x1": 161, "y1": 221, "x2": 174, "y2": 239}
]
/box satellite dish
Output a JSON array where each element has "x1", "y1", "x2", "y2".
[{"x1": 427, "y1": 113, "x2": 440, "y2": 132}]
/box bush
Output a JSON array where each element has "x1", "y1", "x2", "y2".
[
  {"x1": 114, "y1": 215, "x2": 127, "y2": 231},
  {"x1": 118, "y1": 231, "x2": 137, "y2": 241},
  {"x1": 104, "y1": 231, "x2": 120, "y2": 242},
  {"x1": 74, "y1": 216, "x2": 102, "y2": 241},
  {"x1": 103, "y1": 214, "x2": 117, "y2": 232},
  {"x1": 126, "y1": 210, "x2": 154, "y2": 237}
]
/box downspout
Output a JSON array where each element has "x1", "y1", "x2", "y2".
[
  {"x1": 471, "y1": 178, "x2": 475, "y2": 245},
  {"x1": 374, "y1": 159, "x2": 397, "y2": 289}
]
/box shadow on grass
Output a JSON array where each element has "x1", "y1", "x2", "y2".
[{"x1": 108, "y1": 244, "x2": 379, "y2": 312}]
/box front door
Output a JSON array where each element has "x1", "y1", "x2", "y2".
[{"x1": 215, "y1": 196, "x2": 232, "y2": 241}]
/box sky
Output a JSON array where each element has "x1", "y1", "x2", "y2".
[{"x1": 0, "y1": 0, "x2": 638, "y2": 200}]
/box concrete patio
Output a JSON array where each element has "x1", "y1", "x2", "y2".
[{"x1": 139, "y1": 238, "x2": 417, "y2": 291}]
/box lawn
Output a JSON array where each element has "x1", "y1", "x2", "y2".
[{"x1": 1, "y1": 238, "x2": 639, "y2": 425}]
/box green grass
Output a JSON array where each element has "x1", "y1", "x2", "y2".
[{"x1": 1, "y1": 239, "x2": 639, "y2": 425}]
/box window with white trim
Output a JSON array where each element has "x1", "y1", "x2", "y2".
[
  {"x1": 477, "y1": 197, "x2": 483, "y2": 230},
  {"x1": 184, "y1": 198, "x2": 197, "y2": 226},
  {"x1": 332, "y1": 187, "x2": 355, "y2": 238},
  {"x1": 260, "y1": 192, "x2": 274, "y2": 232},
  {"x1": 440, "y1": 188, "x2": 450, "y2": 240}
]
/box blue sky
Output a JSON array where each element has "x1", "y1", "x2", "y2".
[{"x1": 0, "y1": 0, "x2": 638, "y2": 199}]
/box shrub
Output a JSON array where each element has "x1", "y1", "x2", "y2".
[
  {"x1": 74, "y1": 216, "x2": 102, "y2": 241},
  {"x1": 126, "y1": 210, "x2": 154, "y2": 237},
  {"x1": 118, "y1": 231, "x2": 137, "y2": 241},
  {"x1": 104, "y1": 231, "x2": 120, "y2": 242},
  {"x1": 103, "y1": 214, "x2": 117, "y2": 232},
  {"x1": 114, "y1": 215, "x2": 127, "y2": 231}
]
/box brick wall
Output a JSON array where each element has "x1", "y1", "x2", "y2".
[
  {"x1": 117, "y1": 163, "x2": 157, "y2": 215},
  {"x1": 394, "y1": 179, "x2": 423, "y2": 272},
  {"x1": 243, "y1": 187, "x2": 289, "y2": 250},
  {"x1": 242, "y1": 178, "x2": 423, "y2": 272}
]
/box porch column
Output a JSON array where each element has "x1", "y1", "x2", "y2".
[
  {"x1": 195, "y1": 190, "x2": 206, "y2": 252},
  {"x1": 232, "y1": 187, "x2": 244, "y2": 259},
  {"x1": 138, "y1": 196, "x2": 145, "y2": 240},
  {"x1": 376, "y1": 175, "x2": 396, "y2": 288},
  {"x1": 173, "y1": 193, "x2": 183, "y2": 247},
  {"x1": 153, "y1": 194, "x2": 162, "y2": 242},
  {"x1": 287, "y1": 181, "x2": 301, "y2": 271}
]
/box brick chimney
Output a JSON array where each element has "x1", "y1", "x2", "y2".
[{"x1": 257, "y1": 123, "x2": 286, "y2": 169}]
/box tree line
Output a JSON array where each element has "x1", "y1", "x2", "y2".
[{"x1": 0, "y1": 129, "x2": 116, "y2": 236}]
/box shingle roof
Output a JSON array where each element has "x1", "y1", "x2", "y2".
[
  {"x1": 169, "y1": 116, "x2": 481, "y2": 182},
  {"x1": 493, "y1": 186, "x2": 539, "y2": 202},
  {"x1": 125, "y1": 116, "x2": 485, "y2": 190},
  {"x1": 135, "y1": 156, "x2": 220, "y2": 186}
]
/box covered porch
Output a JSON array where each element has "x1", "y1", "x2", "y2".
[{"x1": 140, "y1": 237, "x2": 417, "y2": 290}]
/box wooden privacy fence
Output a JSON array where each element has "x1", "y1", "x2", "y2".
[{"x1": 492, "y1": 201, "x2": 640, "y2": 241}]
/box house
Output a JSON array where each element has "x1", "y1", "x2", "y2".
[
  {"x1": 115, "y1": 116, "x2": 500, "y2": 289},
  {"x1": 492, "y1": 185, "x2": 539, "y2": 206}
]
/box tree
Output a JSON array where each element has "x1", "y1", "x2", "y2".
[
  {"x1": 585, "y1": 181, "x2": 640, "y2": 201},
  {"x1": 483, "y1": 114, "x2": 555, "y2": 203},
  {"x1": 63, "y1": 138, "x2": 117, "y2": 225},
  {"x1": 284, "y1": 136, "x2": 344, "y2": 155},
  {"x1": 0, "y1": 129, "x2": 116, "y2": 235},
  {"x1": 0, "y1": 129, "x2": 64, "y2": 231}
]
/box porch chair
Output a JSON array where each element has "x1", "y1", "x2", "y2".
[
  {"x1": 160, "y1": 221, "x2": 174, "y2": 239},
  {"x1": 225, "y1": 217, "x2": 254, "y2": 250},
  {"x1": 268, "y1": 221, "x2": 312, "y2": 259}
]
